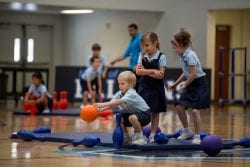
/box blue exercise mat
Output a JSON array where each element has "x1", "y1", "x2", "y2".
[
  {"x1": 138, "y1": 138, "x2": 234, "y2": 150},
  {"x1": 10, "y1": 131, "x2": 113, "y2": 146},
  {"x1": 10, "y1": 131, "x2": 233, "y2": 150},
  {"x1": 13, "y1": 108, "x2": 80, "y2": 116}
]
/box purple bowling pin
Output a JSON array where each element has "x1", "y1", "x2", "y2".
[
  {"x1": 17, "y1": 130, "x2": 45, "y2": 142},
  {"x1": 112, "y1": 113, "x2": 124, "y2": 149},
  {"x1": 72, "y1": 135, "x2": 100, "y2": 147},
  {"x1": 33, "y1": 126, "x2": 51, "y2": 133},
  {"x1": 232, "y1": 136, "x2": 250, "y2": 148}
]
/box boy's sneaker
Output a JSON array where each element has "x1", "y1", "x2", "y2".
[
  {"x1": 132, "y1": 134, "x2": 147, "y2": 145},
  {"x1": 148, "y1": 133, "x2": 155, "y2": 143},
  {"x1": 192, "y1": 134, "x2": 201, "y2": 144},
  {"x1": 43, "y1": 109, "x2": 50, "y2": 113},
  {"x1": 192, "y1": 138, "x2": 201, "y2": 144},
  {"x1": 177, "y1": 128, "x2": 194, "y2": 140}
]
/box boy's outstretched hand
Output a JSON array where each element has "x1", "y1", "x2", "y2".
[{"x1": 93, "y1": 103, "x2": 109, "y2": 111}]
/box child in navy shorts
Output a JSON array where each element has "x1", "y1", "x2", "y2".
[
  {"x1": 25, "y1": 72, "x2": 52, "y2": 113},
  {"x1": 80, "y1": 56, "x2": 102, "y2": 106},
  {"x1": 88, "y1": 43, "x2": 108, "y2": 79},
  {"x1": 94, "y1": 71, "x2": 151, "y2": 145},
  {"x1": 169, "y1": 28, "x2": 210, "y2": 144},
  {"x1": 87, "y1": 43, "x2": 108, "y2": 95},
  {"x1": 136, "y1": 32, "x2": 167, "y2": 143}
]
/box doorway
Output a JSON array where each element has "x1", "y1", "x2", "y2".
[{"x1": 214, "y1": 25, "x2": 231, "y2": 100}]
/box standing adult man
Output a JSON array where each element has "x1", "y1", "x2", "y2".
[{"x1": 110, "y1": 23, "x2": 142, "y2": 72}]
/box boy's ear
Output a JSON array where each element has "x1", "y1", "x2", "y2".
[{"x1": 129, "y1": 83, "x2": 134, "y2": 87}]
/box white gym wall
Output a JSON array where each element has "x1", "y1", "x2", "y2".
[{"x1": 0, "y1": 0, "x2": 250, "y2": 99}]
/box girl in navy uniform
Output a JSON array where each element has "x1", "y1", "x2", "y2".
[
  {"x1": 136, "y1": 32, "x2": 167, "y2": 143},
  {"x1": 169, "y1": 28, "x2": 210, "y2": 144}
]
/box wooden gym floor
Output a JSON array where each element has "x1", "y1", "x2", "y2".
[{"x1": 0, "y1": 100, "x2": 250, "y2": 167}]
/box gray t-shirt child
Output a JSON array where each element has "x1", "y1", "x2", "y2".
[
  {"x1": 28, "y1": 84, "x2": 51, "y2": 98},
  {"x1": 180, "y1": 48, "x2": 206, "y2": 79},
  {"x1": 112, "y1": 88, "x2": 150, "y2": 113}
]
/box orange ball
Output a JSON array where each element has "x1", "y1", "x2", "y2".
[{"x1": 80, "y1": 105, "x2": 99, "y2": 122}]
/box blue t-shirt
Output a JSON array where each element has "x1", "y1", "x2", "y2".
[
  {"x1": 123, "y1": 33, "x2": 142, "y2": 69},
  {"x1": 28, "y1": 84, "x2": 51, "y2": 98},
  {"x1": 81, "y1": 66, "x2": 100, "y2": 81},
  {"x1": 180, "y1": 48, "x2": 206, "y2": 79},
  {"x1": 112, "y1": 88, "x2": 150, "y2": 113}
]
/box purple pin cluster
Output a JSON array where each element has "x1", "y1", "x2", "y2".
[
  {"x1": 17, "y1": 126, "x2": 51, "y2": 142},
  {"x1": 16, "y1": 126, "x2": 101, "y2": 148},
  {"x1": 15, "y1": 125, "x2": 250, "y2": 156}
]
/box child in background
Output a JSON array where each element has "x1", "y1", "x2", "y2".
[
  {"x1": 136, "y1": 32, "x2": 167, "y2": 143},
  {"x1": 80, "y1": 56, "x2": 102, "y2": 106},
  {"x1": 94, "y1": 71, "x2": 151, "y2": 145},
  {"x1": 169, "y1": 28, "x2": 210, "y2": 144},
  {"x1": 25, "y1": 72, "x2": 52, "y2": 113},
  {"x1": 88, "y1": 43, "x2": 108, "y2": 79}
]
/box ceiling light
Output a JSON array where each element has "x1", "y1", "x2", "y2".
[
  {"x1": 10, "y1": 2, "x2": 22, "y2": 10},
  {"x1": 25, "y1": 3, "x2": 37, "y2": 11},
  {"x1": 61, "y1": 9, "x2": 94, "y2": 14}
]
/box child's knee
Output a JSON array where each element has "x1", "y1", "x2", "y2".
[
  {"x1": 151, "y1": 112, "x2": 159, "y2": 118},
  {"x1": 128, "y1": 115, "x2": 138, "y2": 123},
  {"x1": 90, "y1": 91, "x2": 96, "y2": 96},
  {"x1": 41, "y1": 98, "x2": 46, "y2": 104},
  {"x1": 83, "y1": 91, "x2": 88, "y2": 96},
  {"x1": 192, "y1": 109, "x2": 200, "y2": 115}
]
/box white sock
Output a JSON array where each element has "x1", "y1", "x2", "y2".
[
  {"x1": 194, "y1": 134, "x2": 200, "y2": 139},
  {"x1": 183, "y1": 127, "x2": 192, "y2": 133},
  {"x1": 124, "y1": 132, "x2": 130, "y2": 138},
  {"x1": 136, "y1": 132, "x2": 143, "y2": 138},
  {"x1": 150, "y1": 133, "x2": 156, "y2": 138}
]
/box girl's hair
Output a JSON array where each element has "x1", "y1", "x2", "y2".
[
  {"x1": 141, "y1": 32, "x2": 160, "y2": 50},
  {"x1": 118, "y1": 71, "x2": 136, "y2": 87},
  {"x1": 173, "y1": 28, "x2": 192, "y2": 48},
  {"x1": 32, "y1": 72, "x2": 44, "y2": 84}
]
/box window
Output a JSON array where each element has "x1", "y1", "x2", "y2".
[
  {"x1": 14, "y1": 38, "x2": 20, "y2": 62},
  {"x1": 13, "y1": 38, "x2": 35, "y2": 63},
  {"x1": 27, "y1": 38, "x2": 34, "y2": 62}
]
